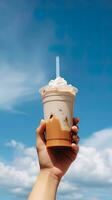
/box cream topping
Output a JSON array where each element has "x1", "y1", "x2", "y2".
[{"x1": 39, "y1": 76, "x2": 78, "y2": 96}]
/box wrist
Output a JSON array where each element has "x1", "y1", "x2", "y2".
[
  {"x1": 39, "y1": 169, "x2": 61, "y2": 185},
  {"x1": 28, "y1": 169, "x2": 60, "y2": 200}
]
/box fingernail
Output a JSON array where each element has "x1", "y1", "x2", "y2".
[
  {"x1": 72, "y1": 126, "x2": 77, "y2": 130},
  {"x1": 40, "y1": 119, "x2": 44, "y2": 124}
]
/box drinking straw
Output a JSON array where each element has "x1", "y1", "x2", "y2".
[{"x1": 56, "y1": 56, "x2": 60, "y2": 78}]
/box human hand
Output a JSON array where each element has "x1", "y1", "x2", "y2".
[{"x1": 36, "y1": 118, "x2": 80, "y2": 181}]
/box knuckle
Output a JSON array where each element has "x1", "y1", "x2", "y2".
[
  {"x1": 36, "y1": 127, "x2": 39, "y2": 133},
  {"x1": 36, "y1": 143, "x2": 39, "y2": 153},
  {"x1": 74, "y1": 144, "x2": 79, "y2": 153},
  {"x1": 36, "y1": 127, "x2": 40, "y2": 136}
]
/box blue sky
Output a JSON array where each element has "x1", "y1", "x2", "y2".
[{"x1": 0, "y1": 0, "x2": 112, "y2": 200}]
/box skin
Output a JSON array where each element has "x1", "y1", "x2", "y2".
[{"x1": 28, "y1": 117, "x2": 80, "y2": 200}]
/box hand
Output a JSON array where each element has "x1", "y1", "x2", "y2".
[{"x1": 36, "y1": 118, "x2": 80, "y2": 181}]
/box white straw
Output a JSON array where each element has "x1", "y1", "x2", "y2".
[{"x1": 56, "y1": 56, "x2": 60, "y2": 78}]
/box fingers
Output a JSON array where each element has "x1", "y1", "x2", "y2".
[
  {"x1": 71, "y1": 119, "x2": 80, "y2": 144},
  {"x1": 72, "y1": 135, "x2": 80, "y2": 144},
  {"x1": 71, "y1": 125, "x2": 80, "y2": 143},
  {"x1": 71, "y1": 125, "x2": 79, "y2": 134},
  {"x1": 73, "y1": 117, "x2": 80, "y2": 125},
  {"x1": 71, "y1": 143, "x2": 79, "y2": 154},
  {"x1": 36, "y1": 119, "x2": 46, "y2": 146}
]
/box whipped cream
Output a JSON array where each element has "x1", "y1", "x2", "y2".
[
  {"x1": 48, "y1": 77, "x2": 68, "y2": 87},
  {"x1": 39, "y1": 76, "x2": 78, "y2": 96}
]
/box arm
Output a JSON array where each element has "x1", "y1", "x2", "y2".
[
  {"x1": 28, "y1": 118, "x2": 80, "y2": 200},
  {"x1": 28, "y1": 170, "x2": 59, "y2": 200}
]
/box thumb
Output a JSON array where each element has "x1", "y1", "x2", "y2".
[{"x1": 36, "y1": 119, "x2": 46, "y2": 146}]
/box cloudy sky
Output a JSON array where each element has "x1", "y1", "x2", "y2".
[{"x1": 0, "y1": 0, "x2": 112, "y2": 200}]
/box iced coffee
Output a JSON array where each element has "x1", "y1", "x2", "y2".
[{"x1": 39, "y1": 76, "x2": 78, "y2": 148}]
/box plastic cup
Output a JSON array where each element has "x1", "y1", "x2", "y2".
[{"x1": 39, "y1": 86, "x2": 78, "y2": 148}]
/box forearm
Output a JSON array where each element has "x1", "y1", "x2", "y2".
[{"x1": 28, "y1": 170, "x2": 60, "y2": 200}]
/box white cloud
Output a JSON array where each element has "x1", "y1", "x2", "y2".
[
  {"x1": 11, "y1": 187, "x2": 24, "y2": 194},
  {"x1": 58, "y1": 181, "x2": 83, "y2": 200},
  {"x1": 0, "y1": 162, "x2": 33, "y2": 188},
  {"x1": 59, "y1": 180, "x2": 78, "y2": 193},
  {"x1": 58, "y1": 193, "x2": 83, "y2": 200},
  {"x1": 0, "y1": 140, "x2": 39, "y2": 198},
  {"x1": 1, "y1": 128, "x2": 112, "y2": 199},
  {"x1": 83, "y1": 128, "x2": 112, "y2": 149},
  {"x1": 89, "y1": 198, "x2": 100, "y2": 200},
  {"x1": 68, "y1": 146, "x2": 112, "y2": 186},
  {"x1": 5, "y1": 140, "x2": 38, "y2": 174},
  {"x1": 67, "y1": 129, "x2": 112, "y2": 188},
  {"x1": 6, "y1": 139, "x2": 24, "y2": 150},
  {"x1": 0, "y1": 65, "x2": 45, "y2": 111}
]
